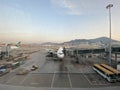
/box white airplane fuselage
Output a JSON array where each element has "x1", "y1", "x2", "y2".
[{"x1": 57, "y1": 47, "x2": 64, "y2": 59}]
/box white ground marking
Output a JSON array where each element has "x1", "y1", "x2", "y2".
[
  {"x1": 68, "y1": 72, "x2": 72, "y2": 88},
  {"x1": 51, "y1": 71, "x2": 56, "y2": 88}
]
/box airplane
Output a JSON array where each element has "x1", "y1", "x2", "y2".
[
  {"x1": 46, "y1": 49, "x2": 56, "y2": 57},
  {"x1": 0, "y1": 41, "x2": 21, "y2": 48},
  {"x1": 46, "y1": 47, "x2": 65, "y2": 61},
  {"x1": 0, "y1": 42, "x2": 21, "y2": 58},
  {"x1": 57, "y1": 47, "x2": 64, "y2": 60},
  {"x1": 7, "y1": 42, "x2": 21, "y2": 49}
]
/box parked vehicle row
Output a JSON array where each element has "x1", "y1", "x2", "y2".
[{"x1": 93, "y1": 63, "x2": 120, "y2": 82}]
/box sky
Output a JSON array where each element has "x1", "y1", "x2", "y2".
[{"x1": 0, "y1": 0, "x2": 120, "y2": 43}]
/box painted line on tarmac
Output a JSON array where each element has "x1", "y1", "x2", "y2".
[
  {"x1": 51, "y1": 71, "x2": 56, "y2": 88},
  {"x1": 82, "y1": 73, "x2": 93, "y2": 85},
  {"x1": 68, "y1": 72, "x2": 72, "y2": 88},
  {"x1": 92, "y1": 83, "x2": 110, "y2": 85},
  {"x1": 30, "y1": 82, "x2": 39, "y2": 85},
  {"x1": 83, "y1": 73, "x2": 110, "y2": 86}
]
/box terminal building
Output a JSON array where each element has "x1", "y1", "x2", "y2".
[{"x1": 66, "y1": 43, "x2": 120, "y2": 69}]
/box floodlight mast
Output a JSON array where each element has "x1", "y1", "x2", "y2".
[{"x1": 106, "y1": 4, "x2": 113, "y2": 66}]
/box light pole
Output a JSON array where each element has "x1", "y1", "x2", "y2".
[{"x1": 106, "y1": 4, "x2": 113, "y2": 66}]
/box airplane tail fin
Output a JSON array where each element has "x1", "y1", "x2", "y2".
[{"x1": 16, "y1": 42, "x2": 21, "y2": 47}]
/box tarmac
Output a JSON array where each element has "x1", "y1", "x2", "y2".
[{"x1": 0, "y1": 49, "x2": 120, "y2": 90}]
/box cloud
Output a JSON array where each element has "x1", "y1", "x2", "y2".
[
  {"x1": 50, "y1": 0, "x2": 117, "y2": 15},
  {"x1": 62, "y1": 0, "x2": 83, "y2": 15},
  {"x1": 51, "y1": 0, "x2": 100, "y2": 15},
  {"x1": 51, "y1": 0, "x2": 83, "y2": 15}
]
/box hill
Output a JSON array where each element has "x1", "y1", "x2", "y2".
[
  {"x1": 41, "y1": 37, "x2": 119, "y2": 46},
  {"x1": 63, "y1": 37, "x2": 118, "y2": 45}
]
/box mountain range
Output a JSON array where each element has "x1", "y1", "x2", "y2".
[{"x1": 41, "y1": 37, "x2": 119, "y2": 46}]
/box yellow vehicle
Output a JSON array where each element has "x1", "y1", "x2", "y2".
[
  {"x1": 93, "y1": 64, "x2": 116, "y2": 82},
  {"x1": 101, "y1": 64, "x2": 120, "y2": 81}
]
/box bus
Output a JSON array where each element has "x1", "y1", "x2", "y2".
[
  {"x1": 93, "y1": 64, "x2": 116, "y2": 82},
  {"x1": 101, "y1": 64, "x2": 120, "y2": 81}
]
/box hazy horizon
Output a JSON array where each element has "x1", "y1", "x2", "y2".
[
  {"x1": 0, "y1": 36, "x2": 120, "y2": 44},
  {"x1": 0, "y1": 0, "x2": 120, "y2": 43}
]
